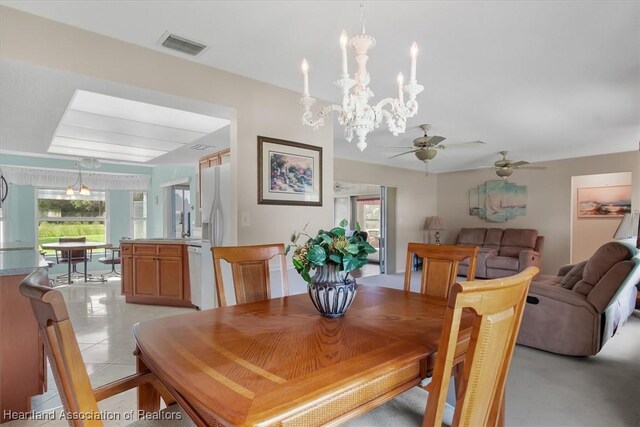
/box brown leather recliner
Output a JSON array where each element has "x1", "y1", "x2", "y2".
[{"x1": 517, "y1": 242, "x2": 640, "y2": 356}]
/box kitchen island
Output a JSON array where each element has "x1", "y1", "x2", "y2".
[
  {"x1": 0, "y1": 248, "x2": 48, "y2": 423},
  {"x1": 120, "y1": 239, "x2": 193, "y2": 308}
]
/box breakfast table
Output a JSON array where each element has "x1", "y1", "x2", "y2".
[
  {"x1": 133, "y1": 285, "x2": 474, "y2": 426},
  {"x1": 41, "y1": 241, "x2": 111, "y2": 284}
]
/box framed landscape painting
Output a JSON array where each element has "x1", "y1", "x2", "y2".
[
  {"x1": 577, "y1": 185, "x2": 631, "y2": 218},
  {"x1": 258, "y1": 136, "x2": 322, "y2": 206}
]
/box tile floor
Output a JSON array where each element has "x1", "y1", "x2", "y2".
[{"x1": 7, "y1": 279, "x2": 193, "y2": 427}]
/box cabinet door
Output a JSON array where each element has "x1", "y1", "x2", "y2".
[
  {"x1": 121, "y1": 255, "x2": 133, "y2": 295},
  {"x1": 134, "y1": 256, "x2": 157, "y2": 296},
  {"x1": 158, "y1": 256, "x2": 183, "y2": 298}
]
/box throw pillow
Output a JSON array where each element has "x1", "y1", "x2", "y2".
[{"x1": 560, "y1": 261, "x2": 587, "y2": 290}]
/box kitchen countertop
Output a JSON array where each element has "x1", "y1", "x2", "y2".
[
  {"x1": 0, "y1": 249, "x2": 49, "y2": 277},
  {"x1": 121, "y1": 238, "x2": 202, "y2": 245}
]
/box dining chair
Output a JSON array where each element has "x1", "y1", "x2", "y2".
[
  {"x1": 346, "y1": 266, "x2": 539, "y2": 427},
  {"x1": 98, "y1": 247, "x2": 121, "y2": 279},
  {"x1": 212, "y1": 243, "x2": 289, "y2": 307},
  {"x1": 19, "y1": 268, "x2": 193, "y2": 427},
  {"x1": 55, "y1": 236, "x2": 91, "y2": 283},
  {"x1": 404, "y1": 243, "x2": 478, "y2": 298}
]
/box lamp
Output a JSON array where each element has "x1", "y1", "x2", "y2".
[
  {"x1": 298, "y1": 5, "x2": 423, "y2": 152},
  {"x1": 613, "y1": 211, "x2": 639, "y2": 243},
  {"x1": 424, "y1": 216, "x2": 447, "y2": 245},
  {"x1": 66, "y1": 167, "x2": 90, "y2": 196}
]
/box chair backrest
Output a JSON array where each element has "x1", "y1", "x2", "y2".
[
  {"x1": 404, "y1": 243, "x2": 478, "y2": 298},
  {"x1": 212, "y1": 243, "x2": 289, "y2": 307},
  {"x1": 19, "y1": 268, "x2": 101, "y2": 424},
  {"x1": 424, "y1": 267, "x2": 538, "y2": 427},
  {"x1": 59, "y1": 236, "x2": 87, "y2": 261}
]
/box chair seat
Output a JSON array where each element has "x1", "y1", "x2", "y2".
[
  {"x1": 128, "y1": 404, "x2": 194, "y2": 426},
  {"x1": 98, "y1": 256, "x2": 121, "y2": 265},
  {"x1": 344, "y1": 387, "x2": 454, "y2": 427}
]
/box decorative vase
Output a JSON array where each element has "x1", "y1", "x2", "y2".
[{"x1": 308, "y1": 264, "x2": 357, "y2": 318}]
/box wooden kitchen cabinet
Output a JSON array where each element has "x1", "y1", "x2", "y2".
[{"x1": 120, "y1": 243, "x2": 192, "y2": 308}]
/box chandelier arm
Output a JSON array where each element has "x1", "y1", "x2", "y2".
[
  {"x1": 301, "y1": 103, "x2": 344, "y2": 130},
  {"x1": 378, "y1": 109, "x2": 407, "y2": 136}
]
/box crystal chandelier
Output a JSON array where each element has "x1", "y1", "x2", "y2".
[{"x1": 298, "y1": 15, "x2": 423, "y2": 151}]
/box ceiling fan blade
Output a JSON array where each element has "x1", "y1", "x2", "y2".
[
  {"x1": 445, "y1": 141, "x2": 487, "y2": 149},
  {"x1": 429, "y1": 136, "x2": 447, "y2": 145},
  {"x1": 381, "y1": 146, "x2": 416, "y2": 149},
  {"x1": 511, "y1": 160, "x2": 530, "y2": 167},
  {"x1": 517, "y1": 166, "x2": 546, "y2": 170},
  {"x1": 388, "y1": 149, "x2": 418, "y2": 159}
]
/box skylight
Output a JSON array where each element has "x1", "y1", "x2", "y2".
[{"x1": 48, "y1": 90, "x2": 229, "y2": 163}]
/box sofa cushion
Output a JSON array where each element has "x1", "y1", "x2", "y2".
[
  {"x1": 573, "y1": 242, "x2": 632, "y2": 296},
  {"x1": 581, "y1": 242, "x2": 632, "y2": 286},
  {"x1": 486, "y1": 256, "x2": 519, "y2": 271},
  {"x1": 533, "y1": 275, "x2": 563, "y2": 287},
  {"x1": 587, "y1": 260, "x2": 635, "y2": 313},
  {"x1": 457, "y1": 228, "x2": 487, "y2": 246},
  {"x1": 499, "y1": 229, "x2": 538, "y2": 257},
  {"x1": 484, "y1": 228, "x2": 504, "y2": 248},
  {"x1": 560, "y1": 261, "x2": 587, "y2": 290}
]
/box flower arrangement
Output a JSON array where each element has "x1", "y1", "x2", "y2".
[{"x1": 286, "y1": 220, "x2": 377, "y2": 284}]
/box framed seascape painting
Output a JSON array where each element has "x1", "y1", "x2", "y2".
[
  {"x1": 577, "y1": 185, "x2": 631, "y2": 218},
  {"x1": 257, "y1": 136, "x2": 322, "y2": 206}
]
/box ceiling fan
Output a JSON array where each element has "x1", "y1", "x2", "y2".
[
  {"x1": 489, "y1": 151, "x2": 546, "y2": 178},
  {"x1": 387, "y1": 124, "x2": 485, "y2": 162}
]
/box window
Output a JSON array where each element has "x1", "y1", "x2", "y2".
[
  {"x1": 37, "y1": 189, "x2": 107, "y2": 253},
  {"x1": 130, "y1": 191, "x2": 147, "y2": 239}
]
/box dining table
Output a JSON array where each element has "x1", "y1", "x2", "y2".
[
  {"x1": 41, "y1": 241, "x2": 112, "y2": 284},
  {"x1": 133, "y1": 285, "x2": 474, "y2": 426}
]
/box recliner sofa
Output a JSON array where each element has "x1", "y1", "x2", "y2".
[
  {"x1": 517, "y1": 241, "x2": 640, "y2": 356},
  {"x1": 456, "y1": 228, "x2": 544, "y2": 279}
]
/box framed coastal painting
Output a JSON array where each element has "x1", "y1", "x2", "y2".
[
  {"x1": 577, "y1": 185, "x2": 631, "y2": 218},
  {"x1": 258, "y1": 136, "x2": 322, "y2": 206}
]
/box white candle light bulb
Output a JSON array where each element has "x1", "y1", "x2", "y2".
[
  {"x1": 397, "y1": 72, "x2": 404, "y2": 103},
  {"x1": 340, "y1": 30, "x2": 349, "y2": 75},
  {"x1": 301, "y1": 58, "x2": 309, "y2": 97},
  {"x1": 410, "y1": 42, "x2": 418, "y2": 82}
]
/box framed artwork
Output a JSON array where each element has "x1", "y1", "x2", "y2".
[
  {"x1": 257, "y1": 136, "x2": 322, "y2": 206},
  {"x1": 469, "y1": 180, "x2": 527, "y2": 222},
  {"x1": 577, "y1": 185, "x2": 631, "y2": 218}
]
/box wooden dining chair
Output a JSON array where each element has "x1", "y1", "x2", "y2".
[
  {"x1": 212, "y1": 243, "x2": 289, "y2": 307},
  {"x1": 405, "y1": 243, "x2": 478, "y2": 299},
  {"x1": 347, "y1": 266, "x2": 539, "y2": 427},
  {"x1": 19, "y1": 268, "x2": 193, "y2": 426}
]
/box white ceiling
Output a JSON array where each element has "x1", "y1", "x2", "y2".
[{"x1": 1, "y1": 1, "x2": 639, "y2": 172}]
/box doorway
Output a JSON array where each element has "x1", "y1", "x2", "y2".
[{"x1": 334, "y1": 181, "x2": 397, "y2": 276}]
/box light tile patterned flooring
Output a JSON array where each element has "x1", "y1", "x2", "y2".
[{"x1": 6, "y1": 279, "x2": 193, "y2": 427}]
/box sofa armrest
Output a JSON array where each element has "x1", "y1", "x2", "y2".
[
  {"x1": 475, "y1": 247, "x2": 498, "y2": 278},
  {"x1": 528, "y1": 282, "x2": 596, "y2": 311},
  {"x1": 519, "y1": 249, "x2": 541, "y2": 271}
]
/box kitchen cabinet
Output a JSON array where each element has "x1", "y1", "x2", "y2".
[{"x1": 121, "y1": 242, "x2": 191, "y2": 308}]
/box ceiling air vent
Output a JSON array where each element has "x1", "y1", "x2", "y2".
[
  {"x1": 190, "y1": 144, "x2": 213, "y2": 151},
  {"x1": 160, "y1": 33, "x2": 206, "y2": 56}
]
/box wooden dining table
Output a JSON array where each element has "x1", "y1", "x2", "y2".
[{"x1": 133, "y1": 285, "x2": 474, "y2": 426}]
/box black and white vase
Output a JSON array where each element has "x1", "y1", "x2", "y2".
[{"x1": 308, "y1": 264, "x2": 357, "y2": 318}]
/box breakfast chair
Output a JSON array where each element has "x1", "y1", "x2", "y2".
[
  {"x1": 212, "y1": 243, "x2": 289, "y2": 306},
  {"x1": 19, "y1": 268, "x2": 193, "y2": 426},
  {"x1": 347, "y1": 267, "x2": 539, "y2": 427},
  {"x1": 405, "y1": 243, "x2": 479, "y2": 298},
  {"x1": 98, "y1": 247, "x2": 121, "y2": 279}
]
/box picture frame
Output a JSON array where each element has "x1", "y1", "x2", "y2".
[
  {"x1": 577, "y1": 185, "x2": 631, "y2": 218},
  {"x1": 257, "y1": 136, "x2": 322, "y2": 206}
]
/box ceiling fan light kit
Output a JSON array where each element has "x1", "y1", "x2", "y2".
[
  {"x1": 298, "y1": 9, "x2": 423, "y2": 152},
  {"x1": 490, "y1": 151, "x2": 546, "y2": 179}
]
